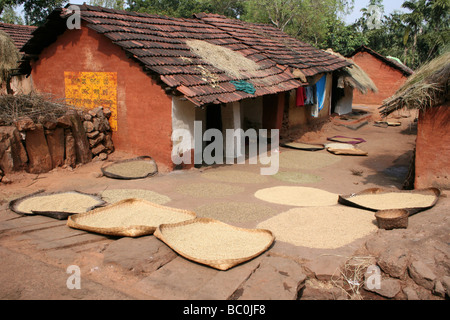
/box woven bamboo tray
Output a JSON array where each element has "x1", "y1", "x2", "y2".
[
  {"x1": 67, "y1": 198, "x2": 196, "y2": 237},
  {"x1": 327, "y1": 147, "x2": 368, "y2": 156},
  {"x1": 280, "y1": 141, "x2": 325, "y2": 151},
  {"x1": 101, "y1": 156, "x2": 158, "y2": 180},
  {"x1": 9, "y1": 190, "x2": 105, "y2": 220},
  {"x1": 327, "y1": 136, "x2": 366, "y2": 144},
  {"x1": 154, "y1": 217, "x2": 274, "y2": 271},
  {"x1": 338, "y1": 187, "x2": 440, "y2": 215}
]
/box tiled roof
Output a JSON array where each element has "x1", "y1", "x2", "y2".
[
  {"x1": 22, "y1": 4, "x2": 351, "y2": 106},
  {"x1": 193, "y1": 13, "x2": 351, "y2": 77},
  {"x1": 347, "y1": 45, "x2": 414, "y2": 76},
  {"x1": 0, "y1": 22, "x2": 37, "y2": 51}
]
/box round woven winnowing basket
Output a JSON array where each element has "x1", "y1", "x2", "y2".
[
  {"x1": 101, "y1": 156, "x2": 158, "y2": 180},
  {"x1": 154, "y1": 217, "x2": 274, "y2": 271},
  {"x1": 9, "y1": 190, "x2": 105, "y2": 220},
  {"x1": 375, "y1": 209, "x2": 409, "y2": 230},
  {"x1": 67, "y1": 198, "x2": 196, "y2": 237}
]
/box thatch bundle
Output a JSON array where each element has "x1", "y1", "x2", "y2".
[
  {"x1": 325, "y1": 49, "x2": 378, "y2": 95},
  {"x1": 186, "y1": 39, "x2": 260, "y2": 79},
  {"x1": 380, "y1": 51, "x2": 450, "y2": 117},
  {"x1": 0, "y1": 30, "x2": 21, "y2": 85}
]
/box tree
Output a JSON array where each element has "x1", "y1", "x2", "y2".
[
  {"x1": 89, "y1": 0, "x2": 125, "y2": 10},
  {"x1": 0, "y1": 0, "x2": 67, "y2": 26},
  {"x1": 242, "y1": 0, "x2": 354, "y2": 46},
  {"x1": 0, "y1": 3, "x2": 24, "y2": 24}
]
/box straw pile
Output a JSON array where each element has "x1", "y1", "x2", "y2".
[
  {"x1": 346, "y1": 192, "x2": 436, "y2": 210},
  {"x1": 279, "y1": 151, "x2": 341, "y2": 170},
  {"x1": 0, "y1": 30, "x2": 20, "y2": 85},
  {"x1": 201, "y1": 169, "x2": 269, "y2": 184},
  {"x1": 13, "y1": 192, "x2": 103, "y2": 214},
  {"x1": 195, "y1": 202, "x2": 276, "y2": 224},
  {"x1": 101, "y1": 189, "x2": 171, "y2": 205},
  {"x1": 186, "y1": 39, "x2": 260, "y2": 79},
  {"x1": 154, "y1": 218, "x2": 274, "y2": 270},
  {"x1": 254, "y1": 186, "x2": 338, "y2": 207},
  {"x1": 380, "y1": 51, "x2": 450, "y2": 116},
  {"x1": 176, "y1": 182, "x2": 245, "y2": 198},
  {"x1": 257, "y1": 206, "x2": 377, "y2": 249}
]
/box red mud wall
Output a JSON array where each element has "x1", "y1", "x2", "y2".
[
  {"x1": 30, "y1": 23, "x2": 174, "y2": 171},
  {"x1": 415, "y1": 104, "x2": 450, "y2": 189},
  {"x1": 351, "y1": 52, "x2": 409, "y2": 106}
]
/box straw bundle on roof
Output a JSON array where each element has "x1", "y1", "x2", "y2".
[
  {"x1": 325, "y1": 49, "x2": 378, "y2": 95},
  {"x1": 186, "y1": 39, "x2": 260, "y2": 79},
  {"x1": 0, "y1": 30, "x2": 20, "y2": 85},
  {"x1": 380, "y1": 51, "x2": 450, "y2": 117}
]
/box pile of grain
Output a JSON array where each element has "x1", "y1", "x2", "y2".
[
  {"x1": 255, "y1": 186, "x2": 338, "y2": 207},
  {"x1": 279, "y1": 151, "x2": 341, "y2": 170},
  {"x1": 201, "y1": 170, "x2": 268, "y2": 184},
  {"x1": 156, "y1": 218, "x2": 273, "y2": 261},
  {"x1": 347, "y1": 192, "x2": 436, "y2": 210},
  {"x1": 102, "y1": 189, "x2": 170, "y2": 205},
  {"x1": 103, "y1": 159, "x2": 157, "y2": 178},
  {"x1": 272, "y1": 171, "x2": 322, "y2": 184},
  {"x1": 71, "y1": 200, "x2": 194, "y2": 229},
  {"x1": 176, "y1": 182, "x2": 244, "y2": 198},
  {"x1": 15, "y1": 192, "x2": 103, "y2": 214},
  {"x1": 257, "y1": 206, "x2": 377, "y2": 249},
  {"x1": 195, "y1": 202, "x2": 276, "y2": 224}
]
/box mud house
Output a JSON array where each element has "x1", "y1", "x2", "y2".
[
  {"x1": 380, "y1": 51, "x2": 449, "y2": 190},
  {"x1": 347, "y1": 45, "x2": 414, "y2": 106},
  {"x1": 18, "y1": 4, "x2": 351, "y2": 171}
]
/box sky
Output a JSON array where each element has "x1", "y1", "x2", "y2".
[{"x1": 345, "y1": 0, "x2": 409, "y2": 24}]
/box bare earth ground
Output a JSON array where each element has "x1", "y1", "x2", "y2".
[{"x1": 0, "y1": 105, "x2": 448, "y2": 301}]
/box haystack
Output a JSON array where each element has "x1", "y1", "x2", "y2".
[
  {"x1": 326, "y1": 49, "x2": 378, "y2": 95},
  {"x1": 0, "y1": 30, "x2": 21, "y2": 86},
  {"x1": 380, "y1": 51, "x2": 450, "y2": 116}
]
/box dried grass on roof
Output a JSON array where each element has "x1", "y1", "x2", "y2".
[
  {"x1": 0, "y1": 30, "x2": 20, "y2": 84},
  {"x1": 380, "y1": 51, "x2": 450, "y2": 116},
  {"x1": 326, "y1": 49, "x2": 378, "y2": 95},
  {"x1": 186, "y1": 39, "x2": 260, "y2": 79}
]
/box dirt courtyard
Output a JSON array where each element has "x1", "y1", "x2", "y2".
[{"x1": 0, "y1": 105, "x2": 449, "y2": 301}]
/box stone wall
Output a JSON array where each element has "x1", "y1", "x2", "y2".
[{"x1": 0, "y1": 106, "x2": 114, "y2": 182}]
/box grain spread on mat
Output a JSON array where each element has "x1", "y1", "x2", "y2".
[
  {"x1": 257, "y1": 206, "x2": 377, "y2": 249},
  {"x1": 348, "y1": 192, "x2": 436, "y2": 210}
]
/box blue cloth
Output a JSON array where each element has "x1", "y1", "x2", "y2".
[
  {"x1": 316, "y1": 75, "x2": 327, "y2": 112},
  {"x1": 230, "y1": 80, "x2": 256, "y2": 95}
]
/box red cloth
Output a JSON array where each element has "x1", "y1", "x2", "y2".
[{"x1": 296, "y1": 86, "x2": 306, "y2": 107}]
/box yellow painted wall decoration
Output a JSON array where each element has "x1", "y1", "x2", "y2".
[{"x1": 64, "y1": 72, "x2": 118, "y2": 131}]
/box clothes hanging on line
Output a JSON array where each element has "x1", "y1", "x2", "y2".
[
  {"x1": 296, "y1": 86, "x2": 306, "y2": 107},
  {"x1": 305, "y1": 86, "x2": 315, "y2": 105}
]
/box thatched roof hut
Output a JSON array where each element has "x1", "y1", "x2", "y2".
[
  {"x1": 379, "y1": 51, "x2": 450, "y2": 190},
  {"x1": 380, "y1": 51, "x2": 450, "y2": 116},
  {"x1": 326, "y1": 49, "x2": 378, "y2": 95},
  {"x1": 0, "y1": 30, "x2": 21, "y2": 87}
]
